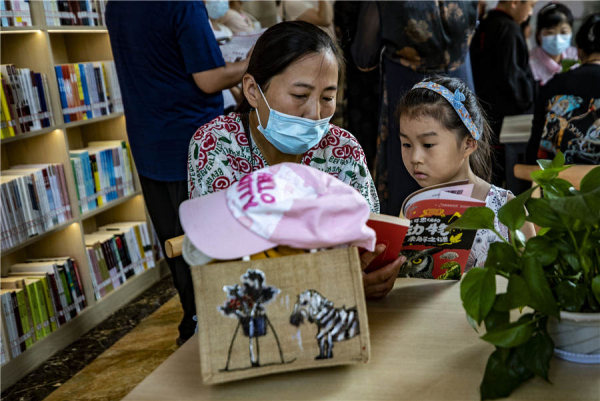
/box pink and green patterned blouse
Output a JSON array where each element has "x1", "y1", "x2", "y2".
[{"x1": 187, "y1": 112, "x2": 380, "y2": 213}]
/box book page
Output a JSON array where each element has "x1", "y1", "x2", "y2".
[
  {"x1": 401, "y1": 182, "x2": 473, "y2": 217},
  {"x1": 219, "y1": 29, "x2": 266, "y2": 62}
]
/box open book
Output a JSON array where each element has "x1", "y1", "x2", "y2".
[{"x1": 366, "y1": 180, "x2": 485, "y2": 280}]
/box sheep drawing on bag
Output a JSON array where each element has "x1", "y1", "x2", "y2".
[{"x1": 290, "y1": 289, "x2": 360, "y2": 359}]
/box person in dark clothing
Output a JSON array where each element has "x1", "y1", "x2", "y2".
[
  {"x1": 334, "y1": 1, "x2": 380, "y2": 172},
  {"x1": 470, "y1": 0, "x2": 536, "y2": 187},
  {"x1": 352, "y1": 0, "x2": 478, "y2": 216},
  {"x1": 526, "y1": 12, "x2": 600, "y2": 165},
  {"x1": 105, "y1": 1, "x2": 248, "y2": 345}
]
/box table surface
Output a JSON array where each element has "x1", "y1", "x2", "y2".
[
  {"x1": 499, "y1": 114, "x2": 534, "y2": 144},
  {"x1": 124, "y1": 279, "x2": 600, "y2": 401}
]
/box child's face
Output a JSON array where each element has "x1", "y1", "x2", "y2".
[{"x1": 399, "y1": 115, "x2": 473, "y2": 187}]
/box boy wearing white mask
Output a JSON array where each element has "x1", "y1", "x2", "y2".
[{"x1": 530, "y1": 2, "x2": 578, "y2": 85}]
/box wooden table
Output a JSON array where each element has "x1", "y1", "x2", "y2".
[{"x1": 123, "y1": 279, "x2": 600, "y2": 401}]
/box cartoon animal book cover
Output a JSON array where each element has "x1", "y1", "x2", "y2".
[{"x1": 366, "y1": 180, "x2": 485, "y2": 280}]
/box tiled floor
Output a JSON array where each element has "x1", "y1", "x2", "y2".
[{"x1": 42, "y1": 296, "x2": 182, "y2": 401}]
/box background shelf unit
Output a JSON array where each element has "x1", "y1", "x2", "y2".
[{"x1": 1, "y1": 3, "x2": 169, "y2": 391}]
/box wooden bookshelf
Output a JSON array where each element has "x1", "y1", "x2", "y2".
[{"x1": 1, "y1": 2, "x2": 169, "y2": 390}]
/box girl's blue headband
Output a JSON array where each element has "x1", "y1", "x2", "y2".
[{"x1": 411, "y1": 81, "x2": 481, "y2": 140}]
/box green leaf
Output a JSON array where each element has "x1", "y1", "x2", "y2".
[
  {"x1": 218, "y1": 136, "x2": 232, "y2": 144},
  {"x1": 480, "y1": 350, "x2": 533, "y2": 400},
  {"x1": 222, "y1": 159, "x2": 229, "y2": 166},
  {"x1": 537, "y1": 159, "x2": 554, "y2": 169},
  {"x1": 543, "y1": 178, "x2": 574, "y2": 199},
  {"x1": 193, "y1": 143, "x2": 199, "y2": 159},
  {"x1": 580, "y1": 166, "x2": 600, "y2": 194},
  {"x1": 552, "y1": 151, "x2": 565, "y2": 167},
  {"x1": 592, "y1": 276, "x2": 600, "y2": 305},
  {"x1": 537, "y1": 227, "x2": 551, "y2": 236},
  {"x1": 516, "y1": 330, "x2": 554, "y2": 381},
  {"x1": 466, "y1": 312, "x2": 479, "y2": 333},
  {"x1": 522, "y1": 257, "x2": 560, "y2": 318},
  {"x1": 530, "y1": 166, "x2": 570, "y2": 185},
  {"x1": 525, "y1": 198, "x2": 564, "y2": 230},
  {"x1": 447, "y1": 207, "x2": 496, "y2": 232},
  {"x1": 485, "y1": 242, "x2": 519, "y2": 273},
  {"x1": 548, "y1": 193, "x2": 597, "y2": 226},
  {"x1": 524, "y1": 236, "x2": 558, "y2": 266},
  {"x1": 556, "y1": 281, "x2": 588, "y2": 312},
  {"x1": 563, "y1": 253, "x2": 581, "y2": 272},
  {"x1": 484, "y1": 307, "x2": 510, "y2": 332},
  {"x1": 311, "y1": 157, "x2": 326, "y2": 164},
  {"x1": 494, "y1": 275, "x2": 531, "y2": 311},
  {"x1": 498, "y1": 186, "x2": 537, "y2": 231},
  {"x1": 358, "y1": 164, "x2": 367, "y2": 178},
  {"x1": 481, "y1": 315, "x2": 535, "y2": 348},
  {"x1": 460, "y1": 267, "x2": 496, "y2": 325},
  {"x1": 345, "y1": 170, "x2": 355, "y2": 179}
]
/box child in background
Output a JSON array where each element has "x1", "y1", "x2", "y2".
[
  {"x1": 397, "y1": 77, "x2": 536, "y2": 271},
  {"x1": 529, "y1": 2, "x2": 578, "y2": 85}
]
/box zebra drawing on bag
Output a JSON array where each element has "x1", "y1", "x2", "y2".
[{"x1": 290, "y1": 289, "x2": 360, "y2": 360}]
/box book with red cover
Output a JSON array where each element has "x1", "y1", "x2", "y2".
[{"x1": 365, "y1": 180, "x2": 485, "y2": 280}]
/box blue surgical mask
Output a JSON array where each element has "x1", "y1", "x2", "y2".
[
  {"x1": 205, "y1": 0, "x2": 229, "y2": 20},
  {"x1": 541, "y1": 34, "x2": 572, "y2": 56},
  {"x1": 255, "y1": 84, "x2": 332, "y2": 155}
]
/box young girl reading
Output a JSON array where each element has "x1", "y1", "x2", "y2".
[{"x1": 397, "y1": 76, "x2": 536, "y2": 272}]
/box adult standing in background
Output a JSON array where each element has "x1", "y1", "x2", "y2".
[
  {"x1": 351, "y1": 1, "x2": 478, "y2": 216},
  {"x1": 280, "y1": 0, "x2": 334, "y2": 37},
  {"x1": 105, "y1": 1, "x2": 249, "y2": 346},
  {"x1": 470, "y1": 0, "x2": 536, "y2": 187},
  {"x1": 527, "y1": 12, "x2": 600, "y2": 165}
]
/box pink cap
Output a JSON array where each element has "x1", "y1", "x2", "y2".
[{"x1": 179, "y1": 163, "x2": 376, "y2": 260}]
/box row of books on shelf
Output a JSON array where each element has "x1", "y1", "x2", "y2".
[
  {"x1": 1, "y1": 164, "x2": 72, "y2": 251},
  {"x1": 1, "y1": 257, "x2": 86, "y2": 362},
  {"x1": 1, "y1": 65, "x2": 55, "y2": 139},
  {"x1": 70, "y1": 140, "x2": 135, "y2": 214},
  {"x1": 55, "y1": 61, "x2": 123, "y2": 124},
  {"x1": 85, "y1": 221, "x2": 155, "y2": 301},
  {"x1": 44, "y1": 0, "x2": 106, "y2": 27},
  {"x1": 0, "y1": 0, "x2": 32, "y2": 27}
]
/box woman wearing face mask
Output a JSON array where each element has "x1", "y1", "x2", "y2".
[
  {"x1": 529, "y1": 2, "x2": 578, "y2": 86},
  {"x1": 188, "y1": 21, "x2": 402, "y2": 299},
  {"x1": 205, "y1": 0, "x2": 233, "y2": 43}
]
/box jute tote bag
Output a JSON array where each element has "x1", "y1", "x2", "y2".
[{"x1": 190, "y1": 247, "x2": 370, "y2": 384}]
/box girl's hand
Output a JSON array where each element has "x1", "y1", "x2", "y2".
[{"x1": 360, "y1": 244, "x2": 405, "y2": 299}]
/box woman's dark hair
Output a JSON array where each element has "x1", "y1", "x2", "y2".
[
  {"x1": 237, "y1": 21, "x2": 345, "y2": 113},
  {"x1": 397, "y1": 76, "x2": 494, "y2": 182},
  {"x1": 575, "y1": 12, "x2": 600, "y2": 56},
  {"x1": 535, "y1": 3, "x2": 574, "y2": 46}
]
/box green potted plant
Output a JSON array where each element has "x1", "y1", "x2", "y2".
[{"x1": 447, "y1": 152, "x2": 600, "y2": 400}]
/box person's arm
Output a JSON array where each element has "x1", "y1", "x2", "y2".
[
  {"x1": 351, "y1": 1, "x2": 381, "y2": 72},
  {"x1": 192, "y1": 59, "x2": 249, "y2": 94},
  {"x1": 361, "y1": 244, "x2": 405, "y2": 299},
  {"x1": 296, "y1": 0, "x2": 333, "y2": 27}
]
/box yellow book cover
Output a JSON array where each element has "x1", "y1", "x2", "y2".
[
  {"x1": 26, "y1": 279, "x2": 51, "y2": 337},
  {"x1": 0, "y1": 80, "x2": 15, "y2": 138},
  {"x1": 36, "y1": 276, "x2": 58, "y2": 331},
  {"x1": 14, "y1": 289, "x2": 34, "y2": 348},
  {"x1": 74, "y1": 64, "x2": 87, "y2": 120},
  {"x1": 24, "y1": 281, "x2": 45, "y2": 341},
  {"x1": 133, "y1": 225, "x2": 148, "y2": 270}
]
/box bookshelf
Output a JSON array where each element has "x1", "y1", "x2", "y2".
[{"x1": 1, "y1": 3, "x2": 169, "y2": 391}]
